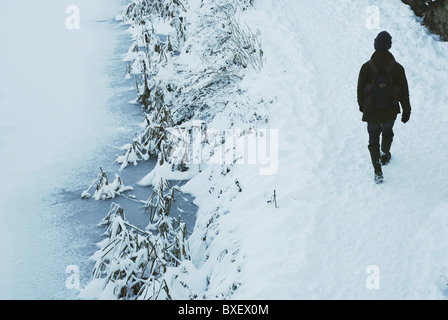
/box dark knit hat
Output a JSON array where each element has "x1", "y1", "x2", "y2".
[{"x1": 374, "y1": 31, "x2": 392, "y2": 50}]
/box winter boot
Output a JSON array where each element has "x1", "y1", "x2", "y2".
[
  {"x1": 368, "y1": 144, "x2": 384, "y2": 184},
  {"x1": 380, "y1": 133, "x2": 394, "y2": 166},
  {"x1": 374, "y1": 167, "x2": 384, "y2": 184}
]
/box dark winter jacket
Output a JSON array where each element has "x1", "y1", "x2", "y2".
[{"x1": 357, "y1": 50, "x2": 411, "y2": 123}]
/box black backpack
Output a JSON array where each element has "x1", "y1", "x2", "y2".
[{"x1": 364, "y1": 59, "x2": 399, "y2": 109}]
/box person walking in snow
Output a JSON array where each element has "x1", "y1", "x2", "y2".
[{"x1": 357, "y1": 31, "x2": 412, "y2": 184}]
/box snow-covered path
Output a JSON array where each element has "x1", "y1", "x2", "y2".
[
  {"x1": 0, "y1": 0, "x2": 141, "y2": 299},
  {"x1": 220, "y1": 0, "x2": 448, "y2": 299}
]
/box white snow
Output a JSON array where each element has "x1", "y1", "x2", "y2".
[
  {"x1": 179, "y1": 0, "x2": 448, "y2": 299},
  {"x1": 2, "y1": 0, "x2": 448, "y2": 300}
]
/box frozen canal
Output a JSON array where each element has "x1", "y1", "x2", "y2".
[{"x1": 0, "y1": 0, "x2": 195, "y2": 299}]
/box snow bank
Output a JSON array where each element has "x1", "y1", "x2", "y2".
[
  {"x1": 182, "y1": 0, "x2": 448, "y2": 300},
  {"x1": 174, "y1": 0, "x2": 448, "y2": 299},
  {"x1": 82, "y1": 0, "x2": 448, "y2": 300}
]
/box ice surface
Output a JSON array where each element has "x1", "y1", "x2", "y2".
[{"x1": 0, "y1": 0, "x2": 151, "y2": 299}]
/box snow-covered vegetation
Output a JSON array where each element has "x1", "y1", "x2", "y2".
[{"x1": 80, "y1": 0, "x2": 266, "y2": 299}]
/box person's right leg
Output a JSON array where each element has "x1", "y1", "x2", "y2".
[
  {"x1": 380, "y1": 121, "x2": 395, "y2": 165},
  {"x1": 367, "y1": 122, "x2": 383, "y2": 183}
]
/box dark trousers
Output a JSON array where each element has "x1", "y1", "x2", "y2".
[{"x1": 367, "y1": 121, "x2": 395, "y2": 147}]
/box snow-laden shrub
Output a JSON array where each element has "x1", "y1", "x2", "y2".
[
  {"x1": 116, "y1": 138, "x2": 150, "y2": 171},
  {"x1": 144, "y1": 178, "x2": 180, "y2": 230},
  {"x1": 81, "y1": 168, "x2": 133, "y2": 200},
  {"x1": 161, "y1": 1, "x2": 263, "y2": 124},
  {"x1": 121, "y1": 0, "x2": 187, "y2": 54},
  {"x1": 116, "y1": 101, "x2": 174, "y2": 170},
  {"x1": 90, "y1": 181, "x2": 190, "y2": 300},
  {"x1": 122, "y1": 0, "x2": 187, "y2": 24},
  {"x1": 192, "y1": 1, "x2": 263, "y2": 71}
]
